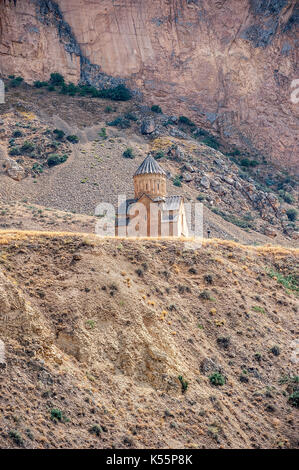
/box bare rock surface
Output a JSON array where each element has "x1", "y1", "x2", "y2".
[{"x1": 0, "y1": 1, "x2": 298, "y2": 170}]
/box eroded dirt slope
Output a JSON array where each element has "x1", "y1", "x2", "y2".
[{"x1": 0, "y1": 231, "x2": 298, "y2": 449}]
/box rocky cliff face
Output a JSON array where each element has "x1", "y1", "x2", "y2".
[{"x1": 0, "y1": 0, "x2": 298, "y2": 170}]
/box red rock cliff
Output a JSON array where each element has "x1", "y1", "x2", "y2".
[{"x1": 0, "y1": 0, "x2": 298, "y2": 170}]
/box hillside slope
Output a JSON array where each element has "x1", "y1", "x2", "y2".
[
  {"x1": 0, "y1": 231, "x2": 298, "y2": 449},
  {"x1": 0, "y1": 83, "x2": 298, "y2": 245}
]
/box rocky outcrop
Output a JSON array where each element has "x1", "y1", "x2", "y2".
[
  {"x1": 0, "y1": 0, "x2": 298, "y2": 171},
  {"x1": 2, "y1": 157, "x2": 26, "y2": 180},
  {"x1": 0, "y1": 145, "x2": 25, "y2": 180}
]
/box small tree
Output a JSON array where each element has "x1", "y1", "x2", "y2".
[
  {"x1": 50, "y1": 73, "x2": 65, "y2": 86},
  {"x1": 53, "y1": 129, "x2": 65, "y2": 140}
]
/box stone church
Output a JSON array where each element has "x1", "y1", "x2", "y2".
[{"x1": 116, "y1": 154, "x2": 189, "y2": 237}]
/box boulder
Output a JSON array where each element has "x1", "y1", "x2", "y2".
[
  {"x1": 140, "y1": 118, "x2": 156, "y2": 135},
  {"x1": 184, "y1": 162, "x2": 195, "y2": 172},
  {"x1": 167, "y1": 145, "x2": 185, "y2": 161},
  {"x1": 266, "y1": 193, "x2": 280, "y2": 210},
  {"x1": 264, "y1": 226, "x2": 277, "y2": 238},
  {"x1": 234, "y1": 180, "x2": 242, "y2": 191},
  {"x1": 200, "y1": 175, "x2": 210, "y2": 189},
  {"x1": 169, "y1": 128, "x2": 188, "y2": 139},
  {"x1": 168, "y1": 116, "x2": 178, "y2": 124},
  {"x1": 222, "y1": 175, "x2": 234, "y2": 185},
  {"x1": 200, "y1": 357, "x2": 222, "y2": 375},
  {"x1": 182, "y1": 171, "x2": 192, "y2": 182},
  {"x1": 2, "y1": 158, "x2": 26, "y2": 181}
]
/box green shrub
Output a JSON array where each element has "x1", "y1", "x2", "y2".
[
  {"x1": 217, "y1": 336, "x2": 230, "y2": 349},
  {"x1": 89, "y1": 425, "x2": 103, "y2": 436},
  {"x1": 254, "y1": 353, "x2": 262, "y2": 362},
  {"x1": 286, "y1": 208, "x2": 297, "y2": 221},
  {"x1": 199, "y1": 289, "x2": 212, "y2": 300},
  {"x1": 99, "y1": 127, "x2": 107, "y2": 139},
  {"x1": 9, "y1": 430, "x2": 23, "y2": 446},
  {"x1": 104, "y1": 105, "x2": 113, "y2": 113},
  {"x1": 9, "y1": 146, "x2": 21, "y2": 156},
  {"x1": 12, "y1": 130, "x2": 23, "y2": 138},
  {"x1": 66, "y1": 134, "x2": 79, "y2": 143},
  {"x1": 34, "y1": 80, "x2": 48, "y2": 88},
  {"x1": 50, "y1": 408, "x2": 69, "y2": 422},
  {"x1": 267, "y1": 268, "x2": 298, "y2": 294},
  {"x1": 47, "y1": 154, "x2": 68, "y2": 167},
  {"x1": 60, "y1": 82, "x2": 79, "y2": 96},
  {"x1": 202, "y1": 136, "x2": 220, "y2": 150},
  {"x1": 123, "y1": 147, "x2": 135, "y2": 159},
  {"x1": 279, "y1": 190, "x2": 294, "y2": 204},
  {"x1": 178, "y1": 115, "x2": 195, "y2": 126},
  {"x1": 10, "y1": 76, "x2": 23, "y2": 88},
  {"x1": 173, "y1": 175, "x2": 182, "y2": 187},
  {"x1": 32, "y1": 163, "x2": 43, "y2": 173},
  {"x1": 240, "y1": 158, "x2": 259, "y2": 167},
  {"x1": 288, "y1": 391, "x2": 299, "y2": 408},
  {"x1": 47, "y1": 85, "x2": 55, "y2": 92},
  {"x1": 107, "y1": 116, "x2": 131, "y2": 129},
  {"x1": 73, "y1": 83, "x2": 131, "y2": 101},
  {"x1": 123, "y1": 112, "x2": 138, "y2": 121},
  {"x1": 226, "y1": 148, "x2": 241, "y2": 157},
  {"x1": 104, "y1": 84, "x2": 132, "y2": 101},
  {"x1": 197, "y1": 194, "x2": 205, "y2": 201},
  {"x1": 209, "y1": 372, "x2": 226, "y2": 386},
  {"x1": 211, "y1": 207, "x2": 253, "y2": 229},
  {"x1": 252, "y1": 305, "x2": 265, "y2": 314},
  {"x1": 178, "y1": 375, "x2": 188, "y2": 394},
  {"x1": 50, "y1": 73, "x2": 65, "y2": 86},
  {"x1": 154, "y1": 150, "x2": 165, "y2": 160},
  {"x1": 151, "y1": 105, "x2": 162, "y2": 114},
  {"x1": 21, "y1": 141, "x2": 35, "y2": 153},
  {"x1": 270, "y1": 345, "x2": 280, "y2": 356},
  {"x1": 53, "y1": 129, "x2": 65, "y2": 140}
]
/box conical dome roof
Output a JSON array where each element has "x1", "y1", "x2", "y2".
[{"x1": 134, "y1": 154, "x2": 166, "y2": 176}]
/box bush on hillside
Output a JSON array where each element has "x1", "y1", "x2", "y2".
[
  {"x1": 53, "y1": 129, "x2": 65, "y2": 140},
  {"x1": 209, "y1": 373, "x2": 226, "y2": 386},
  {"x1": 286, "y1": 208, "x2": 297, "y2": 221},
  {"x1": 173, "y1": 175, "x2": 182, "y2": 187},
  {"x1": 47, "y1": 154, "x2": 68, "y2": 167},
  {"x1": 107, "y1": 116, "x2": 131, "y2": 129},
  {"x1": 151, "y1": 105, "x2": 162, "y2": 114},
  {"x1": 123, "y1": 148, "x2": 135, "y2": 159},
  {"x1": 34, "y1": 81, "x2": 48, "y2": 88},
  {"x1": 66, "y1": 135, "x2": 79, "y2": 143},
  {"x1": 178, "y1": 115, "x2": 195, "y2": 127},
  {"x1": 50, "y1": 73, "x2": 65, "y2": 86}
]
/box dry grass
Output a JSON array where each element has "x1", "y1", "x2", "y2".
[{"x1": 1, "y1": 230, "x2": 298, "y2": 256}]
